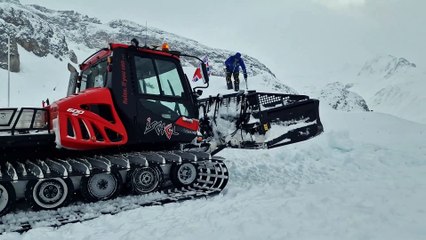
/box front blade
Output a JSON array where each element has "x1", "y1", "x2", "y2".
[
  {"x1": 259, "y1": 98, "x2": 323, "y2": 149},
  {"x1": 197, "y1": 91, "x2": 323, "y2": 153}
]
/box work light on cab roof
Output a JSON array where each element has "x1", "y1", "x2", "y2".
[{"x1": 162, "y1": 42, "x2": 170, "y2": 52}]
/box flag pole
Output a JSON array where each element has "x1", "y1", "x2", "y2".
[{"x1": 7, "y1": 35, "x2": 10, "y2": 107}]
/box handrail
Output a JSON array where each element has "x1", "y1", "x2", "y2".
[{"x1": 0, "y1": 108, "x2": 50, "y2": 135}]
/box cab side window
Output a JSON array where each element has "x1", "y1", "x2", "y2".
[
  {"x1": 81, "y1": 60, "x2": 108, "y2": 91},
  {"x1": 135, "y1": 57, "x2": 160, "y2": 95},
  {"x1": 134, "y1": 56, "x2": 191, "y2": 118}
]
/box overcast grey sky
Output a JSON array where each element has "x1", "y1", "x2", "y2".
[{"x1": 20, "y1": 0, "x2": 426, "y2": 78}]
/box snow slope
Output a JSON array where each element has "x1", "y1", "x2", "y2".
[
  {"x1": 0, "y1": 45, "x2": 69, "y2": 107},
  {"x1": 2, "y1": 103, "x2": 426, "y2": 240}
]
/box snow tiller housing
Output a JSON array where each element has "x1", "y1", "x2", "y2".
[{"x1": 0, "y1": 40, "x2": 323, "y2": 231}]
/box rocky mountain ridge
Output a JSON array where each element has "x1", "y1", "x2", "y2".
[
  {"x1": 319, "y1": 82, "x2": 370, "y2": 112},
  {"x1": 0, "y1": 0, "x2": 274, "y2": 80}
]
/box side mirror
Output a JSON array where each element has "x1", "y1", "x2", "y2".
[
  {"x1": 67, "y1": 63, "x2": 79, "y2": 96},
  {"x1": 180, "y1": 53, "x2": 210, "y2": 92},
  {"x1": 201, "y1": 63, "x2": 209, "y2": 84},
  {"x1": 67, "y1": 63, "x2": 78, "y2": 73}
]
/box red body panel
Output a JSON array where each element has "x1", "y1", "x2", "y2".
[
  {"x1": 50, "y1": 88, "x2": 128, "y2": 150},
  {"x1": 175, "y1": 117, "x2": 199, "y2": 132}
]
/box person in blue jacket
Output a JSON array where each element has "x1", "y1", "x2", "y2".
[{"x1": 225, "y1": 52, "x2": 247, "y2": 91}]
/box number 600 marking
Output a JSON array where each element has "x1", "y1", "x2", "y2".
[{"x1": 67, "y1": 108, "x2": 85, "y2": 116}]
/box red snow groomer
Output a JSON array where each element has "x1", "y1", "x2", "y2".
[{"x1": 0, "y1": 39, "x2": 323, "y2": 231}]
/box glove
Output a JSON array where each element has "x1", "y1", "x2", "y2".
[{"x1": 243, "y1": 73, "x2": 248, "y2": 79}]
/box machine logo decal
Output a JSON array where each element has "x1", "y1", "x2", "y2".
[
  {"x1": 144, "y1": 117, "x2": 179, "y2": 140},
  {"x1": 67, "y1": 108, "x2": 85, "y2": 116}
]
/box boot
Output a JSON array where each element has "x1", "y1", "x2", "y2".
[
  {"x1": 227, "y1": 79, "x2": 233, "y2": 90},
  {"x1": 234, "y1": 79, "x2": 240, "y2": 91}
]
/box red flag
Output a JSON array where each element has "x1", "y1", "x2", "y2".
[
  {"x1": 192, "y1": 67, "x2": 202, "y2": 82},
  {"x1": 192, "y1": 56, "x2": 210, "y2": 82}
]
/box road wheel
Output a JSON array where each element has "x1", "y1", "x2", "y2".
[
  {"x1": 81, "y1": 172, "x2": 121, "y2": 202},
  {"x1": 170, "y1": 163, "x2": 198, "y2": 187},
  {"x1": 0, "y1": 182, "x2": 16, "y2": 216},
  {"x1": 128, "y1": 166, "x2": 161, "y2": 194},
  {"x1": 26, "y1": 178, "x2": 73, "y2": 210}
]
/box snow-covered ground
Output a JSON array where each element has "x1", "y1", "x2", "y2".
[{"x1": 2, "y1": 84, "x2": 426, "y2": 239}]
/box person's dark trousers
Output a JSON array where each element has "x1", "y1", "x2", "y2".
[
  {"x1": 233, "y1": 72, "x2": 240, "y2": 91},
  {"x1": 226, "y1": 72, "x2": 240, "y2": 91}
]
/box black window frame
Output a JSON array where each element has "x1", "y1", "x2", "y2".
[
  {"x1": 130, "y1": 52, "x2": 196, "y2": 118},
  {"x1": 133, "y1": 54, "x2": 189, "y2": 101}
]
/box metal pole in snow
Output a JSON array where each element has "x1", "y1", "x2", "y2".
[{"x1": 7, "y1": 35, "x2": 10, "y2": 107}]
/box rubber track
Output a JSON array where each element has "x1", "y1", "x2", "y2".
[{"x1": 0, "y1": 160, "x2": 228, "y2": 234}]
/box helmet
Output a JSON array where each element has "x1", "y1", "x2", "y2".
[{"x1": 235, "y1": 52, "x2": 241, "y2": 58}]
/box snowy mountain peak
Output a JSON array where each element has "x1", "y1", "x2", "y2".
[{"x1": 358, "y1": 55, "x2": 416, "y2": 79}]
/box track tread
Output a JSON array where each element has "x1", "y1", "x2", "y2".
[{"x1": 0, "y1": 156, "x2": 228, "y2": 234}]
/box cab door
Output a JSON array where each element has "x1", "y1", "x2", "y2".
[{"x1": 132, "y1": 54, "x2": 198, "y2": 145}]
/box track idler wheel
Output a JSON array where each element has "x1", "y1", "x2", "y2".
[
  {"x1": 81, "y1": 172, "x2": 122, "y2": 202},
  {"x1": 128, "y1": 166, "x2": 162, "y2": 194},
  {"x1": 26, "y1": 178, "x2": 73, "y2": 211},
  {"x1": 170, "y1": 163, "x2": 198, "y2": 187},
  {"x1": 0, "y1": 182, "x2": 16, "y2": 216}
]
